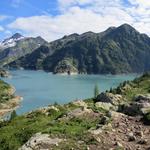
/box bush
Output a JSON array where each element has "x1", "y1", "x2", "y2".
[
  {"x1": 10, "y1": 110, "x2": 17, "y2": 121},
  {"x1": 94, "y1": 84, "x2": 99, "y2": 98}
]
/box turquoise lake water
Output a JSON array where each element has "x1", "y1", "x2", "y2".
[{"x1": 2, "y1": 70, "x2": 140, "y2": 114}]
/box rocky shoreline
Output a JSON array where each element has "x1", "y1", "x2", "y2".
[
  {"x1": 0, "y1": 69, "x2": 10, "y2": 78},
  {"x1": 0, "y1": 86, "x2": 22, "y2": 118}
]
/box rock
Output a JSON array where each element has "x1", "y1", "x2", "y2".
[
  {"x1": 95, "y1": 137, "x2": 101, "y2": 143},
  {"x1": 0, "y1": 69, "x2": 10, "y2": 78},
  {"x1": 133, "y1": 94, "x2": 150, "y2": 114},
  {"x1": 96, "y1": 92, "x2": 123, "y2": 105},
  {"x1": 99, "y1": 116, "x2": 110, "y2": 125},
  {"x1": 115, "y1": 141, "x2": 123, "y2": 147},
  {"x1": 89, "y1": 128, "x2": 103, "y2": 135},
  {"x1": 135, "y1": 131, "x2": 143, "y2": 137},
  {"x1": 134, "y1": 94, "x2": 150, "y2": 103},
  {"x1": 136, "y1": 145, "x2": 141, "y2": 150},
  {"x1": 137, "y1": 138, "x2": 147, "y2": 145},
  {"x1": 19, "y1": 133, "x2": 63, "y2": 150},
  {"x1": 77, "y1": 140, "x2": 84, "y2": 144},
  {"x1": 121, "y1": 94, "x2": 150, "y2": 116},
  {"x1": 128, "y1": 132, "x2": 136, "y2": 141},
  {"x1": 106, "y1": 111, "x2": 112, "y2": 118},
  {"x1": 48, "y1": 106, "x2": 59, "y2": 112},
  {"x1": 30, "y1": 106, "x2": 59, "y2": 116},
  {"x1": 59, "y1": 107, "x2": 93, "y2": 121},
  {"x1": 72, "y1": 100, "x2": 88, "y2": 108},
  {"x1": 95, "y1": 102, "x2": 113, "y2": 111},
  {"x1": 87, "y1": 146, "x2": 90, "y2": 150},
  {"x1": 67, "y1": 107, "x2": 92, "y2": 118},
  {"x1": 102, "y1": 123, "x2": 112, "y2": 130}
]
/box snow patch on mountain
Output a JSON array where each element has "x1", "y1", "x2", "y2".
[{"x1": 0, "y1": 33, "x2": 25, "y2": 49}]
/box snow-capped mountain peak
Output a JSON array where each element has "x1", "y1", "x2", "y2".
[{"x1": 0, "y1": 33, "x2": 25, "y2": 49}]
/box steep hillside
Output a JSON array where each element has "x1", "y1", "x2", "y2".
[
  {"x1": 0, "y1": 33, "x2": 47, "y2": 66},
  {"x1": 5, "y1": 24, "x2": 150, "y2": 74},
  {"x1": 6, "y1": 33, "x2": 80, "y2": 70},
  {"x1": 43, "y1": 24, "x2": 150, "y2": 74},
  {"x1": 7, "y1": 34, "x2": 79, "y2": 70}
]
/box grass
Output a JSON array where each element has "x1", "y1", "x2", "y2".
[
  {"x1": 1, "y1": 73, "x2": 150, "y2": 150},
  {"x1": 111, "y1": 73, "x2": 150, "y2": 101},
  {"x1": 0, "y1": 80, "x2": 12, "y2": 104},
  {"x1": 0, "y1": 102, "x2": 100, "y2": 150},
  {"x1": 0, "y1": 114, "x2": 58, "y2": 149}
]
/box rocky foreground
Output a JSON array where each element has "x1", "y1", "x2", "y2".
[{"x1": 0, "y1": 73, "x2": 150, "y2": 150}]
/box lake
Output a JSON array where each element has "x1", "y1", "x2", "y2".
[{"x1": 2, "y1": 70, "x2": 139, "y2": 115}]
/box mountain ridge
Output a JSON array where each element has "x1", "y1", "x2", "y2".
[
  {"x1": 0, "y1": 33, "x2": 47, "y2": 66},
  {"x1": 2, "y1": 23, "x2": 150, "y2": 74}
]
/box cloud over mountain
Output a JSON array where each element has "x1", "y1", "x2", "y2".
[{"x1": 5, "y1": 0, "x2": 150, "y2": 41}]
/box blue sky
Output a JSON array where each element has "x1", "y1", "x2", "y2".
[
  {"x1": 0, "y1": 0, "x2": 150, "y2": 41},
  {"x1": 0, "y1": 0, "x2": 59, "y2": 39},
  {"x1": 0, "y1": 0, "x2": 58, "y2": 17}
]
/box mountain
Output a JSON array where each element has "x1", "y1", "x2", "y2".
[
  {"x1": 6, "y1": 33, "x2": 80, "y2": 70},
  {"x1": 0, "y1": 33, "x2": 47, "y2": 66},
  {"x1": 0, "y1": 33, "x2": 25, "y2": 49},
  {"x1": 5, "y1": 24, "x2": 150, "y2": 74}
]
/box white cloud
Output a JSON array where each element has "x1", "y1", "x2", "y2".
[
  {"x1": 134, "y1": 22, "x2": 150, "y2": 34},
  {"x1": 128, "y1": 0, "x2": 150, "y2": 8},
  {"x1": 8, "y1": 8, "x2": 131, "y2": 41},
  {"x1": 58, "y1": 0, "x2": 93, "y2": 11},
  {"x1": 8, "y1": 0, "x2": 150, "y2": 41}
]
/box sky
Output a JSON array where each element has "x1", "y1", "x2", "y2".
[{"x1": 0, "y1": 0, "x2": 150, "y2": 41}]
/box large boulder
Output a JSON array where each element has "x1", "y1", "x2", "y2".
[
  {"x1": 19, "y1": 133, "x2": 63, "y2": 150},
  {"x1": 67, "y1": 107, "x2": 92, "y2": 118},
  {"x1": 134, "y1": 94, "x2": 150, "y2": 103},
  {"x1": 120, "y1": 94, "x2": 150, "y2": 116},
  {"x1": 95, "y1": 92, "x2": 123, "y2": 105},
  {"x1": 72, "y1": 100, "x2": 88, "y2": 108},
  {"x1": 95, "y1": 102, "x2": 113, "y2": 111}
]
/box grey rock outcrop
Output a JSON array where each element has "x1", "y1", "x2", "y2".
[
  {"x1": 120, "y1": 94, "x2": 150, "y2": 116},
  {"x1": 19, "y1": 133, "x2": 63, "y2": 150},
  {"x1": 96, "y1": 92, "x2": 123, "y2": 105},
  {"x1": 95, "y1": 102, "x2": 113, "y2": 110},
  {"x1": 134, "y1": 94, "x2": 150, "y2": 103}
]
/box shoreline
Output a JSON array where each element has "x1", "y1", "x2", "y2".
[
  {"x1": 7, "y1": 68, "x2": 143, "y2": 76},
  {"x1": 0, "y1": 86, "x2": 23, "y2": 118}
]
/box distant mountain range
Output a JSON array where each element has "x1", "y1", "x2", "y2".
[
  {"x1": 1, "y1": 24, "x2": 150, "y2": 74},
  {"x1": 0, "y1": 33, "x2": 47, "y2": 66}
]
